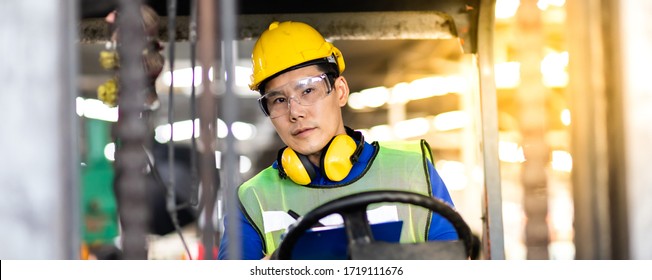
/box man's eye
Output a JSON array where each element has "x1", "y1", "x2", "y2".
[
  {"x1": 271, "y1": 97, "x2": 286, "y2": 104},
  {"x1": 302, "y1": 88, "x2": 314, "y2": 95}
]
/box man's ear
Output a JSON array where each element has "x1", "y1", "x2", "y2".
[{"x1": 334, "y1": 76, "x2": 350, "y2": 107}]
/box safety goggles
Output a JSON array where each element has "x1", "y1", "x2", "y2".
[{"x1": 258, "y1": 73, "x2": 333, "y2": 119}]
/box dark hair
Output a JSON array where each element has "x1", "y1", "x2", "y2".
[{"x1": 259, "y1": 58, "x2": 340, "y2": 95}]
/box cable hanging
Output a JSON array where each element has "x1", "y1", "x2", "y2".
[
  {"x1": 165, "y1": 0, "x2": 192, "y2": 260},
  {"x1": 189, "y1": 0, "x2": 200, "y2": 208}
]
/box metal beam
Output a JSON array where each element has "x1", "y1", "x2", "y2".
[
  {"x1": 197, "y1": 0, "x2": 218, "y2": 260},
  {"x1": 219, "y1": 0, "x2": 242, "y2": 261},
  {"x1": 115, "y1": 0, "x2": 151, "y2": 259},
  {"x1": 476, "y1": 0, "x2": 505, "y2": 260},
  {"x1": 566, "y1": 0, "x2": 612, "y2": 260},
  {"x1": 80, "y1": 11, "x2": 456, "y2": 43}
]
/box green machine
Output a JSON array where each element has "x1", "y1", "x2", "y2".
[{"x1": 81, "y1": 118, "x2": 119, "y2": 246}]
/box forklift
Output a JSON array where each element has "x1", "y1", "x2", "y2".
[{"x1": 78, "y1": 0, "x2": 504, "y2": 260}]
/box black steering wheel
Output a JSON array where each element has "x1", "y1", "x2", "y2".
[{"x1": 273, "y1": 190, "x2": 474, "y2": 260}]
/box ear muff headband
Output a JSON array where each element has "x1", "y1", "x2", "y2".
[{"x1": 277, "y1": 127, "x2": 364, "y2": 185}]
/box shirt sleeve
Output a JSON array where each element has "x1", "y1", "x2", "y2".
[
  {"x1": 217, "y1": 207, "x2": 265, "y2": 260},
  {"x1": 426, "y1": 160, "x2": 460, "y2": 241}
]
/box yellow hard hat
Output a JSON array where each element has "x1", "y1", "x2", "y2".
[{"x1": 249, "y1": 21, "x2": 345, "y2": 91}]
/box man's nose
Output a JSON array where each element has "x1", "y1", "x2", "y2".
[{"x1": 287, "y1": 97, "x2": 305, "y2": 119}]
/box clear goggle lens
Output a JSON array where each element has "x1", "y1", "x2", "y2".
[{"x1": 258, "y1": 73, "x2": 332, "y2": 118}]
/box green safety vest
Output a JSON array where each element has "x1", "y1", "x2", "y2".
[{"x1": 238, "y1": 140, "x2": 436, "y2": 255}]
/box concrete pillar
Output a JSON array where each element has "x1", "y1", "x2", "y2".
[
  {"x1": 619, "y1": 0, "x2": 652, "y2": 260},
  {"x1": 0, "y1": 0, "x2": 80, "y2": 259}
]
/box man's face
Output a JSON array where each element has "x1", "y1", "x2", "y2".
[{"x1": 263, "y1": 65, "x2": 349, "y2": 162}]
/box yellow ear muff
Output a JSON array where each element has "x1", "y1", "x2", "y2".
[
  {"x1": 277, "y1": 127, "x2": 363, "y2": 184},
  {"x1": 280, "y1": 148, "x2": 313, "y2": 185},
  {"x1": 321, "y1": 134, "x2": 357, "y2": 181}
]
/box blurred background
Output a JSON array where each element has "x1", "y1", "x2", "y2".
[{"x1": 1, "y1": 0, "x2": 651, "y2": 260}]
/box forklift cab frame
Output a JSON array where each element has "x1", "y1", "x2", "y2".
[{"x1": 219, "y1": 0, "x2": 503, "y2": 260}]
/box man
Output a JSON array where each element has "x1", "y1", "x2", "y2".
[{"x1": 218, "y1": 21, "x2": 458, "y2": 260}]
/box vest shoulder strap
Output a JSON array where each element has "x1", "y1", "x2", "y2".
[{"x1": 377, "y1": 139, "x2": 434, "y2": 164}]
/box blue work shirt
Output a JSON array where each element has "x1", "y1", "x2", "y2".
[{"x1": 218, "y1": 141, "x2": 458, "y2": 260}]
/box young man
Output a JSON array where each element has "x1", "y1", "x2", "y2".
[{"x1": 218, "y1": 21, "x2": 458, "y2": 260}]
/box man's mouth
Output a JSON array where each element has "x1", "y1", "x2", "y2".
[{"x1": 292, "y1": 127, "x2": 313, "y2": 136}]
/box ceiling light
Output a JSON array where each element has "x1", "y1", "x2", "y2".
[
  {"x1": 77, "y1": 98, "x2": 118, "y2": 122},
  {"x1": 393, "y1": 118, "x2": 430, "y2": 139},
  {"x1": 433, "y1": 111, "x2": 470, "y2": 131}
]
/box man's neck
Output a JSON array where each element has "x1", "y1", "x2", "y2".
[{"x1": 307, "y1": 152, "x2": 322, "y2": 168}]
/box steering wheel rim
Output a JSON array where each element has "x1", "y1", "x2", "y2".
[{"x1": 275, "y1": 190, "x2": 473, "y2": 259}]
